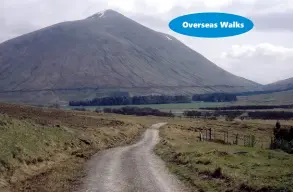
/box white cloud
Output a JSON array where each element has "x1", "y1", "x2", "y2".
[
  {"x1": 221, "y1": 43, "x2": 293, "y2": 59},
  {"x1": 218, "y1": 43, "x2": 293, "y2": 84}
]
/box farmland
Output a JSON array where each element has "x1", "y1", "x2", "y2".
[{"x1": 155, "y1": 119, "x2": 293, "y2": 192}]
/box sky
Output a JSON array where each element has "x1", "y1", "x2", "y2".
[{"x1": 1, "y1": 0, "x2": 293, "y2": 85}]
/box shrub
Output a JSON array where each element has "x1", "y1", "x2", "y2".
[
  {"x1": 103, "y1": 107, "x2": 174, "y2": 117},
  {"x1": 72, "y1": 108, "x2": 87, "y2": 111},
  {"x1": 248, "y1": 111, "x2": 293, "y2": 120},
  {"x1": 211, "y1": 167, "x2": 223, "y2": 178}
]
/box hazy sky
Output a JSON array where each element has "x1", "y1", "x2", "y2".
[{"x1": 1, "y1": 0, "x2": 293, "y2": 85}]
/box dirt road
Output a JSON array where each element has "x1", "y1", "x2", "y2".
[{"x1": 78, "y1": 123, "x2": 187, "y2": 192}]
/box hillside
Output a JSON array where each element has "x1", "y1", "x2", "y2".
[
  {"x1": 0, "y1": 9, "x2": 260, "y2": 104},
  {"x1": 264, "y1": 77, "x2": 293, "y2": 92},
  {"x1": 0, "y1": 103, "x2": 145, "y2": 191},
  {"x1": 237, "y1": 89, "x2": 293, "y2": 105}
]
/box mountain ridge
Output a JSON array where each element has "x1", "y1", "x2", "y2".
[
  {"x1": 0, "y1": 9, "x2": 261, "y2": 104},
  {"x1": 264, "y1": 77, "x2": 293, "y2": 92}
]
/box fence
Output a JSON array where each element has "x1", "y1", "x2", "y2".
[{"x1": 199, "y1": 128, "x2": 271, "y2": 148}]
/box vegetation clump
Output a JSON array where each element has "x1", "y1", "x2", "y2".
[
  {"x1": 271, "y1": 121, "x2": 293, "y2": 153},
  {"x1": 103, "y1": 107, "x2": 174, "y2": 117}
]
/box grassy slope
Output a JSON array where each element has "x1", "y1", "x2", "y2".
[
  {"x1": 155, "y1": 119, "x2": 293, "y2": 192},
  {"x1": 238, "y1": 90, "x2": 293, "y2": 105},
  {"x1": 0, "y1": 103, "x2": 146, "y2": 192}
]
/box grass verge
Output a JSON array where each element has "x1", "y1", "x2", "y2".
[
  {"x1": 0, "y1": 103, "x2": 145, "y2": 192},
  {"x1": 155, "y1": 125, "x2": 293, "y2": 192}
]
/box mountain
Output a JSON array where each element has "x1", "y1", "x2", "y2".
[
  {"x1": 264, "y1": 77, "x2": 293, "y2": 92},
  {"x1": 0, "y1": 9, "x2": 260, "y2": 104}
]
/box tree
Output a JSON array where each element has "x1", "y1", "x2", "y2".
[{"x1": 276, "y1": 120, "x2": 281, "y2": 129}]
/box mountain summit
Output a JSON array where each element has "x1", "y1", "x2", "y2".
[
  {"x1": 86, "y1": 9, "x2": 123, "y2": 19},
  {"x1": 0, "y1": 10, "x2": 260, "y2": 104}
]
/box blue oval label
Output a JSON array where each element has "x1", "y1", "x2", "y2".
[{"x1": 169, "y1": 12, "x2": 254, "y2": 38}]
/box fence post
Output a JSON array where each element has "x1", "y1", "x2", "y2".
[
  {"x1": 206, "y1": 129, "x2": 208, "y2": 141},
  {"x1": 214, "y1": 129, "x2": 216, "y2": 140},
  {"x1": 223, "y1": 132, "x2": 225, "y2": 143},
  {"x1": 209, "y1": 128, "x2": 212, "y2": 140},
  {"x1": 235, "y1": 134, "x2": 239, "y2": 145},
  {"x1": 227, "y1": 131, "x2": 229, "y2": 144},
  {"x1": 246, "y1": 135, "x2": 249, "y2": 147},
  {"x1": 270, "y1": 136, "x2": 274, "y2": 149},
  {"x1": 223, "y1": 131, "x2": 228, "y2": 144},
  {"x1": 199, "y1": 132, "x2": 202, "y2": 141},
  {"x1": 250, "y1": 135, "x2": 255, "y2": 147}
]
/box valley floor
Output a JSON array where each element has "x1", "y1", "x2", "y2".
[{"x1": 1, "y1": 103, "x2": 293, "y2": 192}]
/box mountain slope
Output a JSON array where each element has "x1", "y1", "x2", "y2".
[
  {"x1": 264, "y1": 77, "x2": 293, "y2": 92},
  {"x1": 0, "y1": 10, "x2": 260, "y2": 104},
  {"x1": 237, "y1": 89, "x2": 293, "y2": 105}
]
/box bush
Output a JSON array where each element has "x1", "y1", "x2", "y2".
[
  {"x1": 248, "y1": 111, "x2": 293, "y2": 120},
  {"x1": 200, "y1": 104, "x2": 293, "y2": 110},
  {"x1": 95, "y1": 108, "x2": 102, "y2": 113},
  {"x1": 72, "y1": 108, "x2": 87, "y2": 111},
  {"x1": 103, "y1": 108, "x2": 112, "y2": 113},
  {"x1": 48, "y1": 103, "x2": 60, "y2": 109},
  {"x1": 183, "y1": 111, "x2": 202, "y2": 117},
  {"x1": 272, "y1": 139, "x2": 293, "y2": 154},
  {"x1": 211, "y1": 167, "x2": 223, "y2": 178},
  {"x1": 271, "y1": 122, "x2": 293, "y2": 153},
  {"x1": 183, "y1": 110, "x2": 243, "y2": 120},
  {"x1": 103, "y1": 107, "x2": 174, "y2": 117}
]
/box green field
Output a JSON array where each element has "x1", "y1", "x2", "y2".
[
  {"x1": 66, "y1": 102, "x2": 232, "y2": 112},
  {"x1": 155, "y1": 123, "x2": 293, "y2": 192}
]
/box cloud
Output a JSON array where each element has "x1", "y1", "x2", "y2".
[
  {"x1": 131, "y1": 0, "x2": 293, "y2": 34},
  {"x1": 219, "y1": 43, "x2": 293, "y2": 84},
  {"x1": 1, "y1": 0, "x2": 293, "y2": 43},
  {"x1": 251, "y1": 11, "x2": 293, "y2": 32},
  {"x1": 221, "y1": 43, "x2": 293, "y2": 59},
  {"x1": 220, "y1": 0, "x2": 293, "y2": 32}
]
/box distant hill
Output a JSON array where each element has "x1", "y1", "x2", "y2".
[
  {"x1": 264, "y1": 77, "x2": 293, "y2": 92},
  {"x1": 0, "y1": 9, "x2": 260, "y2": 104},
  {"x1": 237, "y1": 89, "x2": 293, "y2": 105}
]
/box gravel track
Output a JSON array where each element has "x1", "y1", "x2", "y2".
[{"x1": 79, "y1": 123, "x2": 188, "y2": 192}]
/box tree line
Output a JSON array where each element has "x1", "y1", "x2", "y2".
[
  {"x1": 192, "y1": 93, "x2": 237, "y2": 102},
  {"x1": 200, "y1": 104, "x2": 293, "y2": 110},
  {"x1": 69, "y1": 95, "x2": 191, "y2": 106},
  {"x1": 183, "y1": 110, "x2": 293, "y2": 121},
  {"x1": 103, "y1": 107, "x2": 174, "y2": 117},
  {"x1": 183, "y1": 110, "x2": 243, "y2": 120},
  {"x1": 69, "y1": 93, "x2": 239, "y2": 107},
  {"x1": 248, "y1": 111, "x2": 293, "y2": 120}
]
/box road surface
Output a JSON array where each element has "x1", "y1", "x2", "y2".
[{"x1": 78, "y1": 123, "x2": 188, "y2": 192}]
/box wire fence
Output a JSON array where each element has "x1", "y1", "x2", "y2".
[{"x1": 199, "y1": 128, "x2": 271, "y2": 148}]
